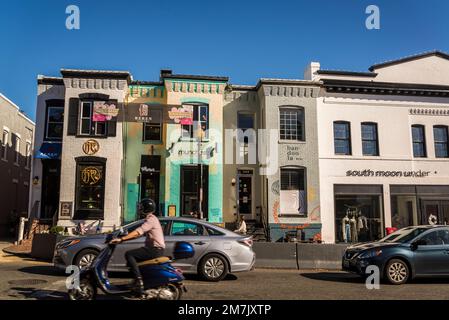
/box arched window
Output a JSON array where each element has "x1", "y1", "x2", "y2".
[
  {"x1": 279, "y1": 107, "x2": 305, "y2": 141},
  {"x1": 333, "y1": 121, "x2": 351, "y2": 155},
  {"x1": 433, "y1": 125, "x2": 449, "y2": 158},
  {"x1": 361, "y1": 122, "x2": 379, "y2": 156}
]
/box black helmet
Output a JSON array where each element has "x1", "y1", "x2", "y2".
[{"x1": 139, "y1": 198, "x2": 156, "y2": 215}]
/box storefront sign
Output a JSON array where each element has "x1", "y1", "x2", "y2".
[
  {"x1": 82, "y1": 139, "x2": 100, "y2": 155},
  {"x1": 126, "y1": 103, "x2": 163, "y2": 123},
  {"x1": 60, "y1": 202, "x2": 73, "y2": 218},
  {"x1": 81, "y1": 166, "x2": 102, "y2": 185},
  {"x1": 346, "y1": 169, "x2": 435, "y2": 178},
  {"x1": 93, "y1": 102, "x2": 119, "y2": 122},
  {"x1": 168, "y1": 205, "x2": 176, "y2": 217},
  {"x1": 168, "y1": 105, "x2": 193, "y2": 125}
]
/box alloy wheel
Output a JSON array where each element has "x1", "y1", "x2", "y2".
[
  {"x1": 204, "y1": 257, "x2": 225, "y2": 279},
  {"x1": 387, "y1": 261, "x2": 408, "y2": 284},
  {"x1": 78, "y1": 253, "x2": 97, "y2": 268}
]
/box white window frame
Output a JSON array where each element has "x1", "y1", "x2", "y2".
[
  {"x1": 14, "y1": 134, "x2": 21, "y2": 165},
  {"x1": 279, "y1": 107, "x2": 305, "y2": 142},
  {"x1": 1, "y1": 128, "x2": 9, "y2": 161},
  {"x1": 25, "y1": 140, "x2": 32, "y2": 169},
  {"x1": 79, "y1": 101, "x2": 93, "y2": 136},
  {"x1": 181, "y1": 104, "x2": 209, "y2": 140}
]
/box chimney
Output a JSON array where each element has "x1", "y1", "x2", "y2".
[
  {"x1": 160, "y1": 69, "x2": 172, "y2": 78},
  {"x1": 304, "y1": 62, "x2": 320, "y2": 80}
]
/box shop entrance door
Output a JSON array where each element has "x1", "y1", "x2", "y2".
[
  {"x1": 421, "y1": 200, "x2": 449, "y2": 225},
  {"x1": 237, "y1": 170, "x2": 254, "y2": 220},
  {"x1": 140, "y1": 172, "x2": 160, "y2": 214},
  {"x1": 40, "y1": 160, "x2": 61, "y2": 219},
  {"x1": 180, "y1": 165, "x2": 208, "y2": 219}
]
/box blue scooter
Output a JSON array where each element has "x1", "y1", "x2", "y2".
[{"x1": 68, "y1": 231, "x2": 194, "y2": 300}]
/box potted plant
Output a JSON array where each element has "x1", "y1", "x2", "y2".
[{"x1": 31, "y1": 226, "x2": 64, "y2": 261}]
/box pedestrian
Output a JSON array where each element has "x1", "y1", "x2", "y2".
[{"x1": 234, "y1": 215, "x2": 247, "y2": 235}]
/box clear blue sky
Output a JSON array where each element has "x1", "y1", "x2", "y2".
[{"x1": 1, "y1": 0, "x2": 449, "y2": 120}]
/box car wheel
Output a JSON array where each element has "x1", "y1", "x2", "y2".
[
  {"x1": 199, "y1": 254, "x2": 228, "y2": 282},
  {"x1": 75, "y1": 249, "x2": 99, "y2": 269},
  {"x1": 385, "y1": 259, "x2": 410, "y2": 285}
]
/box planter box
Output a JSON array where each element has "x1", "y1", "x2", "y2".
[{"x1": 31, "y1": 233, "x2": 58, "y2": 261}]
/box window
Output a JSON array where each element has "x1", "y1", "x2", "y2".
[
  {"x1": 412, "y1": 125, "x2": 427, "y2": 157},
  {"x1": 74, "y1": 160, "x2": 106, "y2": 219},
  {"x1": 206, "y1": 227, "x2": 225, "y2": 236},
  {"x1": 79, "y1": 101, "x2": 107, "y2": 136},
  {"x1": 419, "y1": 229, "x2": 449, "y2": 246},
  {"x1": 45, "y1": 106, "x2": 64, "y2": 140},
  {"x1": 171, "y1": 221, "x2": 204, "y2": 236},
  {"x1": 334, "y1": 121, "x2": 351, "y2": 155},
  {"x1": 1, "y1": 130, "x2": 8, "y2": 160},
  {"x1": 237, "y1": 113, "x2": 255, "y2": 143},
  {"x1": 25, "y1": 142, "x2": 31, "y2": 169},
  {"x1": 361, "y1": 122, "x2": 379, "y2": 156},
  {"x1": 279, "y1": 108, "x2": 305, "y2": 141},
  {"x1": 181, "y1": 104, "x2": 209, "y2": 139},
  {"x1": 434, "y1": 126, "x2": 449, "y2": 158},
  {"x1": 143, "y1": 110, "x2": 162, "y2": 141},
  {"x1": 14, "y1": 135, "x2": 20, "y2": 165},
  {"x1": 280, "y1": 168, "x2": 307, "y2": 215}
]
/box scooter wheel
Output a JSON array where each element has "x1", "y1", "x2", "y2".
[{"x1": 68, "y1": 279, "x2": 97, "y2": 300}]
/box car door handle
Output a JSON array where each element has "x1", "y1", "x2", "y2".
[{"x1": 195, "y1": 241, "x2": 206, "y2": 245}]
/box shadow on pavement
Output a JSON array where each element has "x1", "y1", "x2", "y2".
[
  {"x1": 300, "y1": 272, "x2": 365, "y2": 284},
  {"x1": 8, "y1": 287, "x2": 67, "y2": 300},
  {"x1": 19, "y1": 266, "x2": 66, "y2": 277}
]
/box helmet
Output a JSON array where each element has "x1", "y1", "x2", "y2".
[{"x1": 139, "y1": 198, "x2": 156, "y2": 215}]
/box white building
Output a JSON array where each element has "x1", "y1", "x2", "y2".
[{"x1": 306, "y1": 51, "x2": 449, "y2": 243}]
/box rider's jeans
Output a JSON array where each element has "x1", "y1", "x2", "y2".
[{"x1": 125, "y1": 246, "x2": 164, "y2": 279}]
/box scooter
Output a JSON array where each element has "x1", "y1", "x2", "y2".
[{"x1": 68, "y1": 231, "x2": 195, "y2": 300}]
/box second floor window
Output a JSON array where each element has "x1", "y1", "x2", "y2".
[
  {"x1": 45, "y1": 106, "x2": 64, "y2": 140},
  {"x1": 14, "y1": 136, "x2": 20, "y2": 164},
  {"x1": 25, "y1": 142, "x2": 31, "y2": 169},
  {"x1": 361, "y1": 122, "x2": 379, "y2": 156},
  {"x1": 80, "y1": 101, "x2": 107, "y2": 136},
  {"x1": 412, "y1": 125, "x2": 427, "y2": 158},
  {"x1": 334, "y1": 121, "x2": 351, "y2": 155},
  {"x1": 279, "y1": 108, "x2": 305, "y2": 141},
  {"x1": 143, "y1": 110, "x2": 162, "y2": 141},
  {"x1": 434, "y1": 125, "x2": 449, "y2": 158},
  {"x1": 181, "y1": 104, "x2": 209, "y2": 139},
  {"x1": 1, "y1": 130, "x2": 8, "y2": 160}
]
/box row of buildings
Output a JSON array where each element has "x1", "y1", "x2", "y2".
[
  {"x1": 28, "y1": 51, "x2": 449, "y2": 243},
  {"x1": 0, "y1": 93, "x2": 35, "y2": 237}
]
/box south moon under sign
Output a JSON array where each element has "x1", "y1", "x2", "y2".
[{"x1": 346, "y1": 169, "x2": 434, "y2": 178}]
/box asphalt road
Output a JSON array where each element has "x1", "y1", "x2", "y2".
[{"x1": 2, "y1": 249, "x2": 449, "y2": 300}]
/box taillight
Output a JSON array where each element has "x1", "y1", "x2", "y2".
[{"x1": 238, "y1": 237, "x2": 253, "y2": 247}]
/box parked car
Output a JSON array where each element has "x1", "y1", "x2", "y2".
[
  {"x1": 342, "y1": 225, "x2": 449, "y2": 284},
  {"x1": 54, "y1": 217, "x2": 256, "y2": 281}
]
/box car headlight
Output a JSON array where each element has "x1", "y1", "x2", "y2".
[
  {"x1": 56, "y1": 239, "x2": 81, "y2": 249},
  {"x1": 359, "y1": 249, "x2": 382, "y2": 259}
]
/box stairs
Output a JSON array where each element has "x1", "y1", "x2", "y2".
[{"x1": 246, "y1": 220, "x2": 268, "y2": 242}]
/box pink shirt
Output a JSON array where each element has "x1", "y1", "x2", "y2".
[{"x1": 135, "y1": 214, "x2": 166, "y2": 249}]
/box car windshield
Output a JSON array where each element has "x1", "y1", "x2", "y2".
[{"x1": 380, "y1": 227, "x2": 429, "y2": 243}]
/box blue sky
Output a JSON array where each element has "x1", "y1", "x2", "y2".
[{"x1": 1, "y1": 0, "x2": 449, "y2": 120}]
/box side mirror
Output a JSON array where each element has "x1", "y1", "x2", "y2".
[
  {"x1": 119, "y1": 228, "x2": 128, "y2": 236},
  {"x1": 411, "y1": 239, "x2": 426, "y2": 250}
]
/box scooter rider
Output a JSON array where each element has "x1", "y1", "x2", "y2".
[{"x1": 110, "y1": 198, "x2": 165, "y2": 293}]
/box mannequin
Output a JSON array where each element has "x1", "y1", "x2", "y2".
[
  {"x1": 342, "y1": 213, "x2": 351, "y2": 243},
  {"x1": 350, "y1": 213, "x2": 358, "y2": 243}
]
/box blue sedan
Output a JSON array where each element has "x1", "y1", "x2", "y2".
[{"x1": 342, "y1": 225, "x2": 449, "y2": 284}]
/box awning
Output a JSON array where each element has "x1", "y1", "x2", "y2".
[{"x1": 35, "y1": 142, "x2": 62, "y2": 159}]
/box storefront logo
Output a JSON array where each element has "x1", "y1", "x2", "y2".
[
  {"x1": 81, "y1": 166, "x2": 102, "y2": 185},
  {"x1": 92, "y1": 102, "x2": 119, "y2": 122},
  {"x1": 82, "y1": 139, "x2": 100, "y2": 155},
  {"x1": 168, "y1": 106, "x2": 193, "y2": 125}
]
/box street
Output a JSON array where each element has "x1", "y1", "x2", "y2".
[{"x1": 2, "y1": 250, "x2": 449, "y2": 300}]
